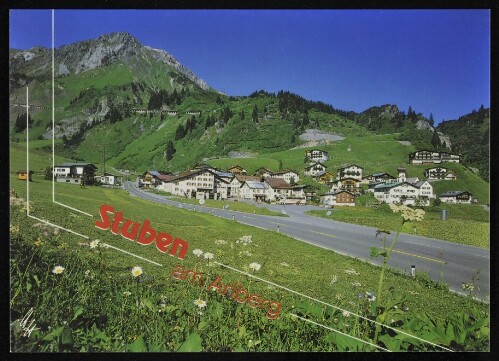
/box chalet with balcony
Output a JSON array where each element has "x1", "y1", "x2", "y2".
[
  {"x1": 304, "y1": 162, "x2": 327, "y2": 177},
  {"x1": 320, "y1": 190, "x2": 356, "y2": 207},
  {"x1": 337, "y1": 164, "x2": 363, "y2": 181},
  {"x1": 227, "y1": 165, "x2": 247, "y2": 175},
  {"x1": 269, "y1": 169, "x2": 300, "y2": 184},
  {"x1": 361, "y1": 172, "x2": 396, "y2": 184},
  {"x1": 424, "y1": 167, "x2": 457, "y2": 181},
  {"x1": 331, "y1": 177, "x2": 361, "y2": 193},
  {"x1": 439, "y1": 191, "x2": 473, "y2": 204},
  {"x1": 408, "y1": 150, "x2": 460, "y2": 165},
  {"x1": 54, "y1": 163, "x2": 98, "y2": 185},
  {"x1": 314, "y1": 171, "x2": 335, "y2": 184},
  {"x1": 305, "y1": 149, "x2": 329, "y2": 163},
  {"x1": 264, "y1": 177, "x2": 306, "y2": 204}
]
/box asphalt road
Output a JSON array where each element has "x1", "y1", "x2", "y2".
[{"x1": 124, "y1": 182, "x2": 490, "y2": 299}]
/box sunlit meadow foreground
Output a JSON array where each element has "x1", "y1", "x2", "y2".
[{"x1": 10, "y1": 186, "x2": 489, "y2": 351}]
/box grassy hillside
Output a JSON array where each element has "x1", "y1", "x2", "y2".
[{"x1": 206, "y1": 134, "x2": 489, "y2": 204}]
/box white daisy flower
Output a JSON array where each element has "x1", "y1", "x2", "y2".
[
  {"x1": 193, "y1": 249, "x2": 203, "y2": 257},
  {"x1": 249, "y1": 262, "x2": 261, "y2": 271},
  {"x1": 204, "y1": 252, "x2": 215, "y2": 260},
  {"x1": 89, "y1": 239, "x2": 100, "y2": 249},
  {"x1": 52, "y1": 265, "x2": 65, "y2": 274},
  {"x1": 194, "y1": 299, "x2": 207, "y2": 308},
  {"x1": 131, "y1": 266, "x2": 143, "y2": 277}
]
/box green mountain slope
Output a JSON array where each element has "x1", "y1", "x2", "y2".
[
  {"x1": 436, "y1": 107, "x2": 490, "y2": 181},
  {"x1": 9, "y1": 32, "x2": 489, "y2": 203}
]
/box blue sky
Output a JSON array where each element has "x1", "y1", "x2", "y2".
[{"x1": 10, "y1": 9, "x2": 490, "y2": 124}]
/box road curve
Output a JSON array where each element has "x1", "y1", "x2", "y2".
[{"x1": 124, "y1": 182, "x2": 489, "y2": 299}]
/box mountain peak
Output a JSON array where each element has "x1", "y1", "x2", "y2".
[{"x1": 97, "y1": 32, "x2": 142, "y2": 47}]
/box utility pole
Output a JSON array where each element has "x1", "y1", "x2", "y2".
[{"x1": 100, "y1": 143, "x2": 108, "y2": 175}]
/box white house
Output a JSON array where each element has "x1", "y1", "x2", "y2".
[
  {"x1": 413, "y1": 180, "x2": 436, "y2": 203},
  {"x1": 54, "y1": 163, "x2": 98, "y2": 184},
  {"x1": 269, "y1": 169, "x2": 300, "y2": 184},
  {"x1": 95, "y1": 172, "x2": 121, "y2": 186},
  {"x1": 439, "y1": 191, "x2": 473, "y2": 204},
  {"x1": 337, "y1": 164, "x2": 363, "y2": 181},
  {"x1": 264, "y1": 177, "x2": 306, "y2": 203},
  {"x1": 229, "y1": 175, "x2": 261, "y2": 198},
  {"x1": 361, "y1": 172, "x2": 397, "y2": 184},
  {"x1": 424, "y1": 167, "x2": 457, "y2": 181},
  {"x1": 320, "y1": 190, "x2": 356, "y2": 207},
  {"x1": 409, "y1": 150, "x2": 460, "y2": 165},
  {"x1": 372, "y1": 181, "x2": 434, "y2": 206},
  {"x1": 305, "y1": 149, "x2": 329, "y2": 163},
  {"x1": 157, "y1": 169, "x2": 229, "y2": 200},
  {"x1": 239, "y1": 181, "x2": 269, "y2": 202},
  {"x1": 304, "y1": 162, "x2": 327, "y2": 177}
]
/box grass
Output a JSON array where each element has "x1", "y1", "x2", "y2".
[
  {"x1": 169, "y1": 197, "x2": 286, "y2": 217},
  {"x1": 9, "y1": 140, "x2": 490, "y2": 352},
  {"x1": 306, "y1": 203, "x2": 489, "y2": 249}
]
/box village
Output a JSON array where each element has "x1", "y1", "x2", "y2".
[{"x1": 15, "y1": 148, "x2": 474, "y2": 207}]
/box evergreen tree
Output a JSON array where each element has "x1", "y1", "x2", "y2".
[
  {"x1": 175, "y1": 124, "x2": 185, "y2": 140},
  {"x1": 14, "y1": 112, "x2": 32, "y2": 132},
  {"x1": 166, "y1": 140, "x2": 176, "y2": 161},
  {"x1": 431, "y1": 130, "x2": 441, "y2": 149},
  {"x1": 429, "y1": 112, "x2": 434, "y2": 126},
  {"x1": 252, "y1": 105, "x2": 259, "y2": 124}
]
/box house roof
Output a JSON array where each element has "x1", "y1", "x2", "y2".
[
  {"x1": 157, "y1": 174, "x2": 177, "y2": 181},
  {"x1": 228, "y1": 165, "x2": 245, "y2": 170},
  {"x1": 234, "y1": 175, "x2": 261, "y2": 182},
  {"x1": 413, "y1": 180, "x2": 429, "y2": 188},
  {"x1": 305, "y1": 162, "x2": 327, "y2": 170},
  {"x1": 338, "y1": 177, "x2": 360, "y2": 182},
  {"x1": 271, "y1": 169, "x2": 298, "y2": 176},
  {"x1": 161, "y1": 169, "x2": 228, "y2": 183},
  {"x1": 213, "y1": 171, "x2": 234, "y2": 178},
  {"x1": 373, "y1": 181, "x2": 418, "y2": 190},
  {"x1": 425, "y1": 166, "x2": 448, "y2": 171},
  {"x1": 242, "y1": 181, "x2": 268, "y2": 190},
  {"x1": 406, "y1": 177, "x2": 419, "y2": 184},
  {"x1": 143, "y1": 170, "x2": 162, "y2": 177},
  {"x1": 254, "y1": 167, "x2": 273, "y2": 174},
  {"x1": 314, "y1": 171, "x2": 333, "y2": 178},
  {"x1": 368, "y1": 181, "x2": 385, "y2": 188},
  {"x1": 337, "y1": 164, "x2": 364, "y2": 171},
  {"x1": 321, "y1": 190, "x2": 355, "y2": 196},
  {"x1": 264, "y1": 177, "x2": 291, "y2": 189},
  {"x1": 56, "y1": 162, "x2": 97, "y2": 169},
  {"x1": 306, "y1": 149, "x2": 329, "y2": 154},
  {"x1": 440, "y1": 191, "x2": 472, "y2": 197},
  {"x1": 371, "y1": 172, "x2": 395, "y2": 178}
]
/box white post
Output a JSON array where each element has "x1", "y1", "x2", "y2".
[{"x1": 26, "y1": 87, "x2": 29, "y2": 215}]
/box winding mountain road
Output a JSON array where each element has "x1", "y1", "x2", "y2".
[{"x1": 124, "y1": 182, "x2": 490, "y2": 299}]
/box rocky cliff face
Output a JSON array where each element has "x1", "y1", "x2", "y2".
[{"x1": 9, "y1": 32, "x2": 210, "y2": 90}]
